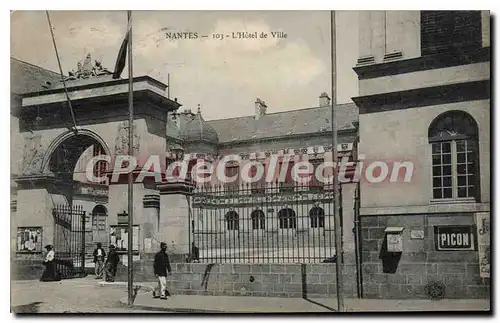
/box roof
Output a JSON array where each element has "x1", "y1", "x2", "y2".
[
  {"x1": 182, "y1": 109, "x2": 219, "y2": 144},
  {"x1": 10, "y1": 57, "x2": 61, "y2": 94},
  {"x1": 206, "y1": 103, "x2": 358, "y2": 143}
]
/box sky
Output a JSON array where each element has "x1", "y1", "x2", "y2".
[{"x1": 10, "y1": 11, "x2": 359, "y2": 121}]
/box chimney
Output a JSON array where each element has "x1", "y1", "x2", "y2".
[
  {"x1": 319, "y1": 92, "x2": 331, "y2": 108},
  {"x1": 255, "y1": 98, "x2": 267, "y2": 120}
]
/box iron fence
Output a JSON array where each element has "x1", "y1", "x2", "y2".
[{"x1": 190, "y1": 182, "x2": 343, "y2": 263}]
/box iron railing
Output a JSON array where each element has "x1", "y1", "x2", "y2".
[{"x1": 191, "y1": 182, "x2": 342, "y2": 263}]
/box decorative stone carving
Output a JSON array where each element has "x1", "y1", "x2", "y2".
[
  {"x1": 21, "y1": 134, "x2": 45, "y2": 175},
  {"x1": 64, "y1": 53, "x2": 113, "y2": 81},
  {"x1": 114, "y1": 121, "x2": 140, "y2": 155}
]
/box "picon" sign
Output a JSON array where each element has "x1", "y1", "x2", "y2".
[{"x1": 434, "y1": 225, "x2": 476, "y2": 251}]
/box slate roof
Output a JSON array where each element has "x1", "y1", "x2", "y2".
[
  {"x1": 10, "y1": 58, "x2": 61, "y2": 95},
  {"x1": 206, "y1": 103, "x2": 358, "y2": 143},
  {"x1": 182, "y1": 111, "x2": 219, "y2": 143}
]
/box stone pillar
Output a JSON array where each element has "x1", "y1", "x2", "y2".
[
  {"x1": 14, "y1": 176, "x2": 73, "y2": 249},
  {"x1": 385, "y1": 11, "x2": 403, "y2": 58},
  {"x1": 142, "y1": 194, "x2": 160, "y2": 254},
  {"x1": 385, "y1": 11, "x2": 421, "y2": 60},
  {"x1": 370, "y1": 11, "x2": 386, "y2": 64},
  {"x1": 357, "y1": 11, "x2": 375, "y2": 65},
  {"x1": 157, "y1": 181, "x2": 195, "y2": 262},
  {"x1": 481, "y1": 11, "x2": 490, "y2": 48}
]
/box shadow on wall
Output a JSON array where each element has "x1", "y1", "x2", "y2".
[
  {"x1": 379, "y1": 235, "x2": 402, "y2": 274},
  {"x1": 300, "y1": 264, "x2": 337, "y2": 312},
  {"x1": 201, "y1": 263, "x2": 215, "y2": 291}
]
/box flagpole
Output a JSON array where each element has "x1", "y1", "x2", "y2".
[
  {"x1": 127, "y1": 10, "x2": 135, "y2": 307},
  {"x1": 330, "y1": 10, "x2": 344, "y2": 312}
]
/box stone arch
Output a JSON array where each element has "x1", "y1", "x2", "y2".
[
  {"x1": 428, "y1": 110, "x2": 479, "y2": 142},
  {"x1": 41, "y1": 129, "x2": 111, "y2": 179}
]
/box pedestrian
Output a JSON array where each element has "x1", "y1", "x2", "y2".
[
  {"x1": 104, "y1": 245, "x2": 120, "y2": 282},
  {"x1": 93, "y1": 242, "x2": 106, "y2": 279},
  {"x1": 40, "y1": 245, "x2": 61, "y2": 282},
  {"x1": 153, "y1": 242, "x2": 172, "y2": 300}
]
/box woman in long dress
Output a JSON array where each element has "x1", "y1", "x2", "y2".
[{"x1": 40, "y1": 245, "x2": 61, "y2": 282}]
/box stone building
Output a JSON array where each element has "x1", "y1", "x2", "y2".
[
  {"x1": 10, "y1": 10, "x2": 490, "y2": 301},
  {"x1": 10, "y1": 55, "x2": 359, "y2": 279},
  {"x1": 352, "y1": 11, "x2": 490, "y2": 298}
]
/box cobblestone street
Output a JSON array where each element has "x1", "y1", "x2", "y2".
[{"x1": 11, "y1": 277, "x2": 162, "y2": 313}]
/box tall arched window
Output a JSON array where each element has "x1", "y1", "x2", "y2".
[
  {"x1": 309, "y1": 206, "x2": 325, "y2": 228},
  {"x1": 278, "y1": 208, "x2": 297, "y2": 229},
  {"x1": 428, "y1": 111, "x2": 479, "y2": 200},
  {"x1": 250, "y1": 210, "x2": 265, "y2": 230},
  {"x1": 225, "y1": 211, "x2": 239, "y2": 231}
]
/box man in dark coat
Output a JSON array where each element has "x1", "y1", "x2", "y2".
[
  {"x1": 104, "y1": 245, "x2": 120, "y2": 282},
  {"x1": 153, "y1": 242, "x2": 172, "y2": 299}
]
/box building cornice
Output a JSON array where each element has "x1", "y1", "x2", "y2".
[
  {"x1": 360, "y1": 202, "x2": 490, "y2": 216},
  {"x1": 353, "y1": 47, "x2": 490, "y2": 80},
  {"x1": 20, "y1": 75, "x2": 169, "y2": 97},
  {"x1": 353, "y1": 80, "x2": 490, "y2": 114},
  {"x1": 218, "y1": 128, "x2": 357, "y2": 147}
]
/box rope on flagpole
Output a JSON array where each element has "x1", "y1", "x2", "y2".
[{"x1": 46, "y1": 11, "x2": 78, "y2": 132}]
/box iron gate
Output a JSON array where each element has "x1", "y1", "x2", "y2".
[
  {"x1": 190, "y1": 182, "x2": 343, "y2": 263},
  {"x1": 52, "y1": 204, "x2": 86, "y2": 279}
]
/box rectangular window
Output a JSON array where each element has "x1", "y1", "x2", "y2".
[
  {"x1": 421, "y1": 11, "x2": 482, "y2": 56},
  {"x1": 17, "y1": 227, "x2": 42, "y2": 253},
  {"x1": 431, "y1": 140, "x2": 477, "y2": 200}
]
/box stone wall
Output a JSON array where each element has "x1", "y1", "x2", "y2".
[
  {"x1": 113, "y1": 260, "x2": 358, "y2": 299},
  {"x1": 360, "y1": 213, "x2": 490, "y2": 299},
  {"x1": 11, "y1": 255, "x2": 45, "y2": 281}
]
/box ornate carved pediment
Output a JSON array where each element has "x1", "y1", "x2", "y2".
[{"x1": 64, "y1": 53, "x2": 113, "y2": 81}]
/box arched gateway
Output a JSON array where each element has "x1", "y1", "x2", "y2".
[{"x1": 12, "y1": 56, "x2": 181, "y2": 278}]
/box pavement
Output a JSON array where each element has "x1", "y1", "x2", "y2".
[
  {"x1": 115, "y1": 281, "x2": 490, "y2": 313},
  {"x1": 11, "y1": 277, "x2": 164, "y2": 313},
  {"x1": 11, "y1": 277, "x2": 491, "y2": 313}
]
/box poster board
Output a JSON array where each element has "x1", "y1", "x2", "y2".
[
  {"x1": 109, "y1": 225, "x2": 139, "y2": 252},
  {"x1": 476, "y1": 213, "x2": 490, "y2": 278}
]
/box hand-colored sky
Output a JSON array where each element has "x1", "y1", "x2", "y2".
[{"x1": 11, "y1": 10, "x2": 359, "y2": 120}]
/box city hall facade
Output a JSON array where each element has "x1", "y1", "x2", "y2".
[{"x1": 10, "y1": 10, "x2": 490, "y2": 299}]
